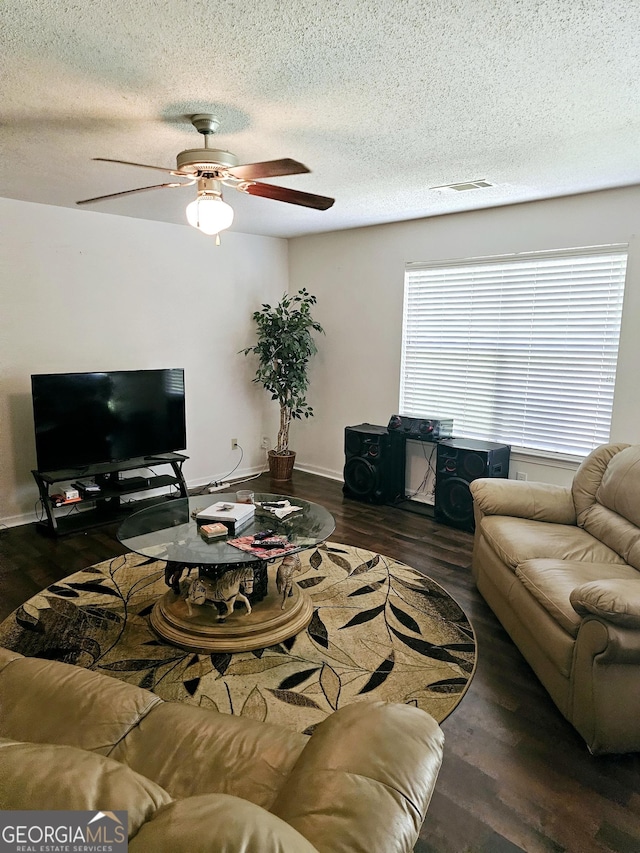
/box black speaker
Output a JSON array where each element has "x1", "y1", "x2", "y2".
[
  {"x1": 435, "y1": 438, "x2": 510, "y2": 531},
  {"x1": 343, "y1": 424, "x2": 404, "y2": 504}
]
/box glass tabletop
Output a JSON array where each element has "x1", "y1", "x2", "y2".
[{"x1": 117, "y1": 493, "x2": 336, "y2": 566}]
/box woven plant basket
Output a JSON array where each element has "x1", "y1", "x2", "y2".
[{"x1": 268, "y1": 450, "x2": 296, "y2": 481}]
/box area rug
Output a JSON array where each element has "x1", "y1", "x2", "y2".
[{"x1": 0, "y1": 542, "x2": 476, "y2": 734}]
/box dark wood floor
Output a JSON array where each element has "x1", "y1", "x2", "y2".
[{"x1": 2, "y1": 470, "x2": 640, "y2": 852}]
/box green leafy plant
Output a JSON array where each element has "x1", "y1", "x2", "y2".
[{"x1": 243, "y1": 288, "x2": 324, "y2": 455}]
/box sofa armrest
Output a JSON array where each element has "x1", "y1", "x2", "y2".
[
  {"x1": 470, "y1": 478, "x2": 576, "y2": 524},
  {"x1": 570, "y1": 579, "x2": 640, "y2": 629},
  {"x1": 572, "y1": 617, "x2": 640, "y2": 753},
  {"x1": 270, "y1": 701, "x2": 444, "y2": 853}
]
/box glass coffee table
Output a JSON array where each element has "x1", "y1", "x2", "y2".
[{"x1": 117, "y1": 493, "x2": 335, "y2": 652}]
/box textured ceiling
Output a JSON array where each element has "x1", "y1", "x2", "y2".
[{"x1": 2, "y1": 1, "x2": 640, "y2": 238}]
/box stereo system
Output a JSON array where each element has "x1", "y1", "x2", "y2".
[
  {"x1": 387, "y1": 414, "x2": 454, "y2": 442},
  {"x1": 434, "y1": 438, "x2": 510, "y2": 532},
  {"x1": 343, "y1": 418, "x2": 510, "y2": 530},
  {"x1": 342, "y1": 424, "x2": 404, "y2": 504}
]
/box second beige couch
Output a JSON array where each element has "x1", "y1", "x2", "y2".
[{"x1": 470, "y1": 443, "x2": 640, "y2": 754}]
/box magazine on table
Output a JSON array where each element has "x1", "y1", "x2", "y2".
[{"x1": 227, "y1": 534, "x2": 299, "y2": 560}]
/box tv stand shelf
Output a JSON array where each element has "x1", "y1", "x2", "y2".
[{"x1": 32, "y1": 453, "x2": 189, "y2": 537}]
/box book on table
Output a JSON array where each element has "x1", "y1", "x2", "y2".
[
  {"x1": 230, "y1": 514, "x2": 255, "y2": 535},
  {"x1": 196, "y1": 502, "x2": 256, "y2": 533},
  {"x1": 199, "y1": 522, "x2": 229, "y2": 541},
  {"x1": 199, "y1": 516, "x2": 255, "y2": 539},
  {"x1": 196, "y1": 501, "x2": 255, "y2": 523}
]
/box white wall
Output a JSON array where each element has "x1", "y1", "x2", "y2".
[
  {"x1": 289, "y1": 186, "x2": 640, "y2": 488},
  {"x1": 4, "y1": 186, "x2": 639, "y2": 527},
  {"x1": 0, "y1": 198, "x2": 288, "y2": 525}
]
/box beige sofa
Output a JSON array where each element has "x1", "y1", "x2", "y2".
[
  {"x1": 0, "y1": 647, "x2": 443, "y2": 852},
  {"x1": 470, "y1": 443, "x2": 640, "y2": 755}
]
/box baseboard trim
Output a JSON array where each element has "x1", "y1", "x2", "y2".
[
  {"x1": 1, "y1": 511, "x2": 37, "y2": 529},
  {"x1": 293, "y1": 463, "x2": 343, "y2": 482}
]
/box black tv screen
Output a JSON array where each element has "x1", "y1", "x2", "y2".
[{"x1": 31, "y1": 368, "x2": 186, "y2": 472}]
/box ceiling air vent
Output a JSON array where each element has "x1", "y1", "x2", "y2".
[{"x1": 431, "y1": 180, "x2": 494, "y2": 192}]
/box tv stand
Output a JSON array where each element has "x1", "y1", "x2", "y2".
[{"x1": 32, "y1": 453, "x2": 189, "y2": 537}]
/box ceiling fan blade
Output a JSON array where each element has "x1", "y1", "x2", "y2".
[
  {"x1": 240, "y1": 181, "x2": 335, "y2": 210},
  {"x1": 76, "y1": 182, "x2": 190, "y2": 205},
  {"x1": 94, "y1": 157, "x2": 191, "y2": 177},
  {"x1": 227, "y1": 158, "x2": 310, "y2": 181}
]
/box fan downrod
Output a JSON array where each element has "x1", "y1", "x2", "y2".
[{"x1": 175, "y1": 114, "x2": 237, "y2": 172}]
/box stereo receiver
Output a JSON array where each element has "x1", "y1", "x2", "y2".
[{"x1": 387, "y1": 414, "x2": 454, "y2": 441}]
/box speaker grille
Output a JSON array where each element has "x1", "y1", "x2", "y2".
[
  {"x1": 462, "y1": 452, "x2": 488, "y2": 480},
  {"x1": 345, "y1": 431, "x2": 363, "y2": 456},
  {"x1": 437, "y1": 477, "x2": 475, "y2": 525},
  {"x1": 344, "y1": 457, "x2": 378, "y2": 497}
]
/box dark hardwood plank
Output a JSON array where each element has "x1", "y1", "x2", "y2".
[{"x1": 1, "y1": 470, "x2": 640, "y2": 852}]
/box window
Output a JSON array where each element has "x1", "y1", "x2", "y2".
[{"x1": 400, "y1": 246, "x2": 628, "y2": 458}]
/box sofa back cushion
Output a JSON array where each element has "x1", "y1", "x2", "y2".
[
  {"x1": 572, "y1": 443, "x2": 629, "y2": 520},
  {"x1": 111, "y1": 701, "x2": 308, "y2": 809},
  {"x1": 0, "y1": 655, "x2": 162, "y2": 755},
  {"x1": 573, "y1": 444, "x2": 640, "y2": 570}
]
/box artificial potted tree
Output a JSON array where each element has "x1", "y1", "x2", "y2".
[{"x1": 243, "y1": 288, "x2": 324, "y2": 481}]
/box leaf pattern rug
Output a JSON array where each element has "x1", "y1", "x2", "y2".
[{"x1": 0, "y1": 542, "x2": 476, "y2": 733}]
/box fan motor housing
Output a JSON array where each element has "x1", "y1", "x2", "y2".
[{"x1": 176, "y1": 148, "x2": 239, "y2": 174}]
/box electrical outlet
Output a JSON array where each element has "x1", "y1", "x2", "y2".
[
  {"x1": 261, "y1": 436, "x2": 271, "y2": 449},
  {"x1": 231, "y1": 438, "x2": 238, "y2": 450},
  {"x1": 516, "y1": 471, "x2": 528, "y2": 481}
]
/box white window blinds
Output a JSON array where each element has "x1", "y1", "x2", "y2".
[{"x1": 400, "y1": 246, "x2": 628, "y2": 458}]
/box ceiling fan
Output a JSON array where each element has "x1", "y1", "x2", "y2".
[{"x1": 76, "y1": 114, "x2": 335, "y2": 239}]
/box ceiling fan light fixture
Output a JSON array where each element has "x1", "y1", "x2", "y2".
[
  {"x1": 186, "y1": 191, "x2": 234, "y2": 236},
  {"x1": 77, "y1": 115, "x2": 335, "y2": 221}
]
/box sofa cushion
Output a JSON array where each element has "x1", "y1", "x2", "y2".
[
  {"x1": 570, "y1": 579, "x2": 640, "y2": 628},
  {"x1": 515, "y1": 560, "x2": 640, "y2": 637},
  {"x1": 111, "y1": 701, "x2": 308, "y2": 809},
  {"x1": 479, "y1": 516, "x2": 625, "y2": 572},
  {"x1": 573, "y1": 444, "x2": 640, "y2": 571},
  {"x1": 0, "y1": 738, "x2": 171, "y2": 836},
  {"x1": 572, "y1": 442, "x2": 629, "y2": 520},
  {"x1": 577, "y1": 505, "x2": 640, "y2": 572},
  {"x1": 0, "y1": 656, "x2": 162, "y2": 755},
  {"x1": 128, "y1": 793, "x2": 319, "y2": 853}
]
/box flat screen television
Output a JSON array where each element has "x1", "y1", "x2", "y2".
[{"x1": 31, "y1": 368, "x2": 186, "y2": 472}]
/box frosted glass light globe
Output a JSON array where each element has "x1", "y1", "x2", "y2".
[{"x1": 186, "y1": 195, "x2": 234, "y2": 235}]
